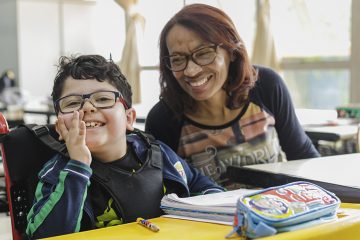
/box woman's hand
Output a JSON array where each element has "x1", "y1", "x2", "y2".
[{"x1": 56, "y1": 111, "x2": 92, "y2": 165}]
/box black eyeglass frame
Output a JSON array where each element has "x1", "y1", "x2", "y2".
[
  {"x1": 54, "y1": 90, "x2": 129, "y2": 114},
  {"x1": 163, "y1": 43, "x2": 222, "y2": 72}
]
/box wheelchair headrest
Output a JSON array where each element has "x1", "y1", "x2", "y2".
[{"x1": 1, "y1": 124, "x2": 60, "y2": 182}]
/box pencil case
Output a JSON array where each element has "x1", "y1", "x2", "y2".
[{"x1": 227, "y1": 181, "x2": 340, "y2": 239}]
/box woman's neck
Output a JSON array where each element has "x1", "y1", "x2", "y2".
[{"x1": 185, "y1": 92, "x2": 242, "y2": 126}]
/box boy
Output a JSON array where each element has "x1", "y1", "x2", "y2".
[{"x1": 26, "y1": 55, "x2": 224, "y2": 239}]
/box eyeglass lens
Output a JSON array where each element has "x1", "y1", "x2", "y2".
[
  {"x1": 59, "y1": 91, "x2": 117, "y2": 113},
  {"x1": 166, "y1": 45, "x2": 218, "y2": 72}
]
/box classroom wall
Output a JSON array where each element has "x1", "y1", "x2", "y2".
[
  {"x1": 0, "y1": 0, "x2": 19, "y2": 82},
  {"x1": 17, "y1": 0, "x2": 61, "y2": 98},
  {"x1": 0, "y1": 0, "x2": 125, "y2": 99},
  {"x1": 350, "y1": 0, "x2": 360, "y2": 103}
]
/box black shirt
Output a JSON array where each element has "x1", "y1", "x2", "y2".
[{"x1": 90, "y1": 147, "x2": 141, "y2": 227}]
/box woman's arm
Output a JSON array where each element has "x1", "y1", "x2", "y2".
[
  {"x1": 145, "y1": 101, "x2": 182, "y2": 152},
  {"x1": 159, "y1": 142, "x2": 224, "y2": 195},
  {"x1": 253, "y1": 66, "x2": 320, "y2": 160}
]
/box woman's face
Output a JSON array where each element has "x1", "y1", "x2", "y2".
[{"x1": 165, "y1": 24, "x2": 231, "y2": 102}]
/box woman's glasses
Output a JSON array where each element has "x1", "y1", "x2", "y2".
[
  {"x1": 54, "y1": 90, "x2": 128, "y2": 114},
  {"x1": 163, "y1": 44, "x2": 222, "y2": 72}
]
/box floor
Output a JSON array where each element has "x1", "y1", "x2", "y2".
[
  {"x1": 0, "y1": 159, "x2": 12, "y2": 240},
  {"x1": 0, "y1": 213, "x2": 12, "y2": 240}
]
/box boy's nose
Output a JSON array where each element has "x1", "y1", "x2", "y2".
[{"x1": 82, "y1": 99, "x2": 96, "y2": 112}]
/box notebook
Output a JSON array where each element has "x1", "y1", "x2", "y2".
[{"x1": 160, "y1": 189, "x2": 256, "y2": 224}]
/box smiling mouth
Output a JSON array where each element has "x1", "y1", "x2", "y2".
[
  {"x1": 85, "y1": 121, "x2": 105, "y2": 128},
  {"x1": 188, "y1": 76, "x2": 211, "y2": 87}
]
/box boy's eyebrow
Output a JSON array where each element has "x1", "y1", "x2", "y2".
[{"x1": 61, "y1": 89, "x2": 120, "y2": 97}]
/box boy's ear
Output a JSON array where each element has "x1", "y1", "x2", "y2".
[{"x1": 125, "y1": 108, "x2": 136, "y2": 131}]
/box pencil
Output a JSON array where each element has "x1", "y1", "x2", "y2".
[{"x1": 136, "y1": 217, "x2": 160, "y2": 232}]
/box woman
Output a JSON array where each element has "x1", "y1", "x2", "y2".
[{"x1": 145, "y1": 4, "x2": 319, "y2": 189}]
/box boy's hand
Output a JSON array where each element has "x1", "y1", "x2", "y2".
[{"x1": 56, "y1": 111, "x2": 92, "y2": 165}]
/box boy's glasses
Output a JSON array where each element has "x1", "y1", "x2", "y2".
[
  {"x1": 163, "y1": 44, "x2": 222, "y2": 72},
  {"x1": 54, "y1": 90, "x2": 128, "y2": 114}
]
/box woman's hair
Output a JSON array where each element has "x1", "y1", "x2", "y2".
[
  {"x1": 159, "y1": 3, "x2": 257, "y2": 116},
  {"x1": 51, "y1": 54, "x2": 132, "y2": 109}
]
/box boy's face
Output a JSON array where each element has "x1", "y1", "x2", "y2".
[{"x1": 57, "y1": 77, "x2": 135, "y2": 155}]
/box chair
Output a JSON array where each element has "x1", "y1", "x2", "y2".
[
  {"x1": 356, "y1": 124, "x2": 360, "y2": 153},
  {"x1": 0, "y1": 112, "x2": 60, "y2": 240}
]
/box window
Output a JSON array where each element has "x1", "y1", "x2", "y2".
[
  {"x1": 271, "y1": 0, "x2": 351, "y2": 109},
  {"x1": 134, "y1": 0, "x2": 352, "y2": 112},
  {"x1": 135, "y1": 0, "x2": 352, "y2": 111}
]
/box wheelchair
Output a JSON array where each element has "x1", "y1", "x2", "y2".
[{"x1": 0, "y1": 112, "x2": 63, "y2": 240}]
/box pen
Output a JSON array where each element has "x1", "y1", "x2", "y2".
[{"x1": 136, "y1": 217, "x2": 160, "y2": 232}]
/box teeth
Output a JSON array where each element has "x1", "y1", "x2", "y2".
[
  {"x1": 190, "y1": 77, "x2": 208, "y2": 87},
  {"x1": 85, "y1": 121, "x2": 103, "y2": 128}
]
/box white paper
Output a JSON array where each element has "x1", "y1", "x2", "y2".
[
  {"x1": 162, "y1": 189, "x2": 256, "y2": 207},
  {"x1": 160, "y1": 188, "x2": 257, "y2": 222},
  {"x1": 162, "y1": 214, "x2": 233, "y2": 225}
]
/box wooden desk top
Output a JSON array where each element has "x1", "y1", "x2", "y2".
[
  {"x1": 227, "y1": 153, "x2": 360, "y2": 202},
  {"x1": 244, "y1": 153, "x2": 360, "y2": 188},
  {"x1": 42, "y1": 217, "x2": 233, "y2": 240},
  {"x1": 41, "y1": 206, "x2": 360, "y2": 240},
  {"x1": 303, "y1": 125, "x2": 358, "y2": 141}
]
